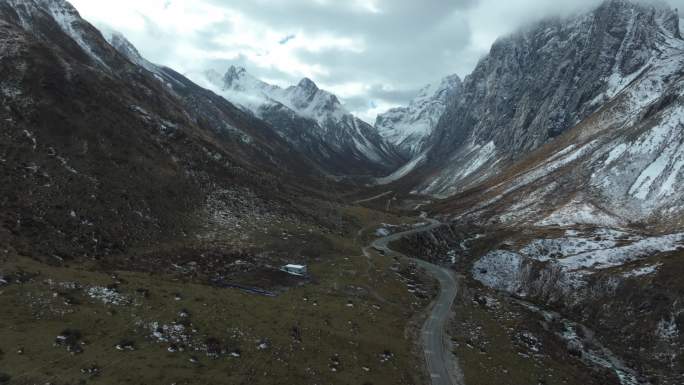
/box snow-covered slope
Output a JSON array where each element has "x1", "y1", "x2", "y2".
[
  {"x1": 412, "y1": 0, "x2": 683, "y2": 201},
  {"x1": 1, "y1": 0, "x2": 127, "y2": 70},
  {"x1": 411, "y1": 0, "x2": 684, "y2": 230},
  {"x1": 196, "y1": 66, "x2": 404, "y2": 177},
  {"x1": 375, "y1": 75, "x2": 461, "y2": 158}
]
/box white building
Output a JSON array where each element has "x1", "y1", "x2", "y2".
[{"x1": 281, "y1": 264, "x2": 308, "y2": 276}]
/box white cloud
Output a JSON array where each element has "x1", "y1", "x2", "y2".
[{"x1": 69, "y1": 0, "x2": 683, "y2": 122}]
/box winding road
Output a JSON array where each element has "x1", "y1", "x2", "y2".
[
  {"x1": 369, "y1": 219, "x2": 464, "y2": 385},
  {"x1": 352, "y1": 190, "x2": 394, "y2": 205}
]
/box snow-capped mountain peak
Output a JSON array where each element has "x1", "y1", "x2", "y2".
[
  {"x1": 223, "y1": 65, "x2": 249, "y2": 85},
  {"x1": 296, "y1": 77, "x2": 319, "y2": 93},
  {"x1": 218, "y1": 66, "x2": 273, "y2": 95},
  {"x1": 283, "y1": 78, "x2": 347, "y2": 126},
  {"x1": 196, "y1": 66, "x2": 403, "y2": 176}
]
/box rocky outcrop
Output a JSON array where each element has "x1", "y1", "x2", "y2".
[{"x1": 400, "y1": 222, "x2": 684, "y2": 383}]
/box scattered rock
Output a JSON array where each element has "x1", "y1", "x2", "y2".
[
  {"x1": 115, "y1": 340, "x2": 136, "y2": 351},
  {"x1": 330, "y1": 354, "x2": 342, "y2": 372},
  {"x1": 256, "y1": 339, "x2": 270, "y2": 350},
  {"x1": 87, "y1": 286, "x2": 129, "y2": 306},
  {"x1": 379, "y1": 350, "x2": 394, "y2": 363},
  {"x1": 80, "y1": 364, "x2": 101, "y2": 376}
]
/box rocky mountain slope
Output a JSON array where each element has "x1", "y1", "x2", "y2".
[
  {"x1": 407, "y1": 0, "x2": 683, "y2": 205},
  {"x1": 375, "y1": 74, "x2": 461, "y2": 159},
  {"x1": 196, "y1": 66, "x2": 404, "y2": 177},
  {"x1": 0, "y1": 0, "x2": 343, "y2": 260},
  {"x1": 428, "y1": 0, "x2": 684, "y2": 229}
]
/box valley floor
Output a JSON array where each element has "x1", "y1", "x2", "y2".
[
  {"x1": 3, "y1": 196, "x2": 681, "y2": 385},
  {"x1": 0, "y1": 207, "x2": 437, "y2": 385}
]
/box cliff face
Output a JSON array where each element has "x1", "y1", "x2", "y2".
[{"x1": 413, "y1": 0, "x2": 682, "y2": 199}]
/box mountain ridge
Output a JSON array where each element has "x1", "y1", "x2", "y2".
[
  {"x1": 0, "y1": 0, "x2": 347, "y2": 259},
  {"x1": 195, "y1": 64, "x2": 405, "y2": 177}
]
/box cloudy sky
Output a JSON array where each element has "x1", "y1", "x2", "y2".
[{"x1": 69, "y1": 0, "x2": 683, "y2": 122}]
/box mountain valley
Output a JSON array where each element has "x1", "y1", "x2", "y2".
[{"x1": 1, "y1": 0, "x2": 684, "y2": 384}]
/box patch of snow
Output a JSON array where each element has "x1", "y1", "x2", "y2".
[
  {"x1": 474, "y1": 228, "x2": 683, "y2": 298},
  {"x1": 558, "y1": 233, "x2": 684, "y2": 271},
  {"x1": 86, "y1": 286, "x2": 129, "y2": 306},
  {"x1": 627, "y1": 110, "x2": 684, "y2": 199},
  {"x1": 472, "y1": 250, "x2": 523, "y2": 292},
  {"x1": 604, "y1": 143, "x2": 628, "y2": 165},
  {"x1": 458, "y1": 141, "x2": 496, "y2": 179},
  {"x1": 56, "y1": 156, "x2": 78, "y2": 174},
  {"x1": 375, "y1": 228, "x2": 390, "y2": 237},
  {"x1": 622, "y1": 263, "x2": 662, "y2": 278},
  {"x1": 537, "y1": 200, "x2": 624, "y2": 227},
  {"x1": 521, "y1": 235, "x2": 619, "y2": 262},
  {"x1": 464, "y1": 140, "x2": 599, "y2": 211}
]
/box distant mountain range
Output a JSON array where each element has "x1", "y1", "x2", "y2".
[{"x1": 193, "y1": 65, "x2": 405, "y2": 177}]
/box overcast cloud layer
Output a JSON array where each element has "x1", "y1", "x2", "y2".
[{"x1": 69, "y1": 0, "x2": 684, "y2": 122}]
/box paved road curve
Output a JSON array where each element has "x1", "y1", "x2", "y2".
[{"x1": 370, "y1": 219, "x2": 463, "y2": 385}]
